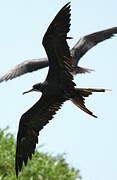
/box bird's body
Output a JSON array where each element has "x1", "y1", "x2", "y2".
[{"x1": 13, "y1": 2, "x2": 109, "y2": 176}]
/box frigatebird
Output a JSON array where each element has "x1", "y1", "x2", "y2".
[
  {"x1": 0, "y1": 27, "x2": 117, "y2": 82},
  {"x1": 15, "y1": 2, "x2": 108, "y2": 176}
]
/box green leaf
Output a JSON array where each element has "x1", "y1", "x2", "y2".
[{"x1": 0, "y1": 128, "x2": 81, "y2": 180}]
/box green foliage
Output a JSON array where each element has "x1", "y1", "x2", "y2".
[{"x1": 0, "y1": 128, "x2": 81, "y2": 180}]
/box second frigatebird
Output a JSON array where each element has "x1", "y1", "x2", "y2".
[
  {"x1": 0, "y1": 27, "x2": 117, "y2": 81},
  {"x1": 15, "y1": 2, "x2": 108, "y2": 176}
]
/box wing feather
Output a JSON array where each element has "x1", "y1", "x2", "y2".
[
  {"x1": 0, "y1": 58, "x2": 49, "y2": 82},
  {"x1": 0, "y1": 27, "x2": 117, "y2": 82},
  {"x1": 71, "y1": 27, "x2": 117, "y2": 67},
  {"x1": 15, "y1": 94, "x2": 65, "y2": 176},
  {"x1": 42, "y1": 2, "x2": 74, "y2": 84}
]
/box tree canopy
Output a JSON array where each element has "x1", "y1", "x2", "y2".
[{"x1": 0, "y1": 128, "x2": 81, "y2": 180}]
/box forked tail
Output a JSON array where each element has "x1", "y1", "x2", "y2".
[{"x1": 71, "y1": 88, "x2": 108, "y2": 118}]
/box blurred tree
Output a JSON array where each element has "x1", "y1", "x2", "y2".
[{"x1": 0, "y1": 128, "x2": 81, "y2": 180}]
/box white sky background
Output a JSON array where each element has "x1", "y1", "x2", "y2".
[{"x1": 0, "y1": 0, "x2": 117, "y2": 180}]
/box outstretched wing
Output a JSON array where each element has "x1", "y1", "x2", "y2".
[
  {"x1": 42, "y1": 2, "x2": 75, "y2": 86},
  {"x1": 0, "y1": 27, "x2": 117, "y2": 82},
  {"x1": 16, "y1": 3, "x2": 72, "y2": 176},
  {"x1": 0, "y1": 58, "x2": 49, "y2": 82},
  {"x1": 71, "y1": 27, "x2": 117, "y2": 69},
  {"x1": 15, "y1": 94, "x2": 65, "y2": 176}
]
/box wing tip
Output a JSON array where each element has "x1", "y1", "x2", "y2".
[
  {"x1": 92, "y1": 114, "x2": 98, "y2": 118},
  {"x1": 15, "y1": 161, "x2": 20, "y2": 178}
]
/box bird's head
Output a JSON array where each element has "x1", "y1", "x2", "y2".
[{"x1": 23, "y1": 83, "x2": 44, "y2": 95}]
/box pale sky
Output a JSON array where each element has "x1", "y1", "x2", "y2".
[{"x1": 0, "y1": 1, "x2": 117, "y2": 180}]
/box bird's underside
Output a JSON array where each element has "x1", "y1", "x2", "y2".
[
  {"x1": 0, "y1": 26, "x2": 117, "y2": 82},
  {"x1": 14, "y1": 3, "x2": 111, "y2": 176},
  {"x1": 0, "y1": 2, "x2": 112, "y2": 177}
]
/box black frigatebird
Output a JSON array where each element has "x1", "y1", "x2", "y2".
[
  {"x1": 15, "y1": 2, "x2": 108, "y2": 176},
  {"x1": 0, "y1": 26, "x2": 117, "y2": 82}
]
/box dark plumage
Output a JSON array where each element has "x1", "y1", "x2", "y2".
[
  {"x1": 15, "y1": 3, "x2": 107, "y2": 176},
  {"x1": 0, "y1": 26, "x2": 117, "y2": 81},
  {"x1": 71, "y1": 27, "x2": 117, "y2": 74}
]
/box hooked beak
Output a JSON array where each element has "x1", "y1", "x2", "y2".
[{"x1": 23, "y1": 88, "x2": 40, "y2": 95}]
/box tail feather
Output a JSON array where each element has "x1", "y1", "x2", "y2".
[
  {"x1": 76, "y1": 88, "x2": 106, "y2": 97},
  {"x1": 72, "y1": 66, "x2": 94, "y2": 75},
  {"x1": 71, "y1": 88, "x2": 107, "y2": 118},
  {"x1": 71, "y1": 97, "x2": 97, "y2": 118}
]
